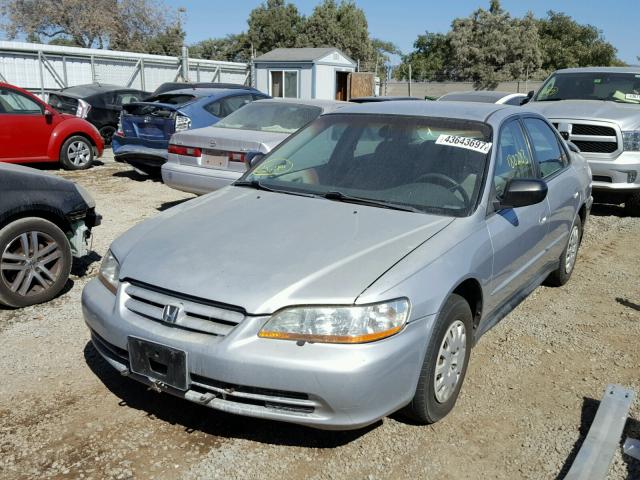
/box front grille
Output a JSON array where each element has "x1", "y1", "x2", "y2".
[
  {"x1": 124, "y1": 281, "x2": 245, "y2": 336},
  {"x1": 572, "y1": 141, "x2": 618, "y2": 154},
  {"x1": 572, "y1": 124, "x2": 616, "y2": 136},
  {"x1": 592, "y1": 175, "x2": 612, "y2": 183}
]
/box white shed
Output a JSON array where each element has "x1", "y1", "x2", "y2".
[{"x1": 253, "y1": 48, "x2": 356, "y2": 101}]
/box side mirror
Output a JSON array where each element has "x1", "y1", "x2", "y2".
[
  {"x1": 244, "y1": 151, "x2": 265, "y2": 169},
  {"x1": 520, "y1": 90, "x2": 535, "y2": 105},
  {"x1": 567, "y1": 141, "x2": 580, "y2": 153},
  {"x1": 44, "y1": 109, "x2": 54, "y2": 124},
  {"x1": 498, "y1": 179, "x2": 548, "y2": 209}
]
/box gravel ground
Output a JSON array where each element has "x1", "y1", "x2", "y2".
[{"x1": 0, "y1": 152, "x2": 639, "y2": 480}]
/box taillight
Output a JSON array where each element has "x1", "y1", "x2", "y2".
[
  {"x1": 115, "y1": 113, "x2": 124, "y2": 137},
  {"x1": 76, "y1": 98, "x2": 91, "y2": 118},
  {"x1": 168, "y1": 144, "x2": 202, "y2": 157},
  {"x1": 175, "y1": 115, "x2": 191, "y2": 132},
  {"x1": 228, "y1": 152, "x2": 245, "y2": 162}
]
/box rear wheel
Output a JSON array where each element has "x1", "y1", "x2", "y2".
[
  {"x1": 0, "y1": 218, "x2": 72, "y2": 308},
  {"x1": 98, "y1": 126, "x2": 116, "y2": 146},
  {"x1": 545, "y1": 215, "x2": 582, "y2": 287},
  {"x1": 404, "y1": 294, "x2": 472, "y2": 424},
  {"x1": 60, "y1": 135, "x2": 94, "y2": 170},
  {"x1": 624, "y1": 192, "x2": 640, "y2": 217}
]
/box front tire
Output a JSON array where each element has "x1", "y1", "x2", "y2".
[
  {"x1": 624, "y1": 192, "x2": 640, "y2": 217},
  {"x1": 0, "y1": 218, "x2": 72, "y2": 308},
  {"x1": 60, "y1": 135, "x2": 95, "y2": 170},
  {"x1": 545, "y1": 215, "x2": 582, "y2": 287},
  {"x1": 404, "y1": 294, "x2": 472, "y2": 424}
]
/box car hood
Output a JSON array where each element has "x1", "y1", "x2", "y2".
[
  {"x1": 527, "y1": 100, "x2": 640, "y2": 129},
  {"x1": 114, "y1": 187, "x2": 453, "y2": 314},
  {"x1": 172, "y1": 126, "x2": 290, "y2": 153}
]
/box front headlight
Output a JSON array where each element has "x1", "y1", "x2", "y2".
[
  {"x1": 98, "y1": 250, "x2": 120, "y2": 294},
  {"x1": 622, "y1": 131, "x2": 640, "y2": 151},
  {"x1": 259, "y1": 299, "x2": 410, "y2": 344}
]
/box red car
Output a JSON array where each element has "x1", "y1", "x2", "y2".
[{"x1": 0, "y1": 83, "x2": 104, "y2": 170}]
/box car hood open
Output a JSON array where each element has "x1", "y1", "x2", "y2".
[{"x1": 115, "y1": 187, "x2": 453, "y2": 314}]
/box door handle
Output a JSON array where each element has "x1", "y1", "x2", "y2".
[
  {"x1": 539, "y1": 215, "x2": 548, "y2": 224},
  {"x1": 573, "y1": 191, "x2": 579, "y2": 199}
]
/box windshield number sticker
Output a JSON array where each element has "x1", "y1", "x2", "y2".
[
  {"x1": 625, "y1": 93, "x2": 640, "y2": 101},
  {"x1": 436, "y1": 135, "x2": 492, "y2": 154}
]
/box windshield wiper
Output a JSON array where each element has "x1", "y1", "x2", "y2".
[
  {"x1": 235, "y1": 179, "x2": 317, "y2": 198},
  {"x1": 536, "y1": 98, "x2": 564, "y2": 102},
  {"x1": 323, "y1": 191, "x2": 423, "y2": 213}
]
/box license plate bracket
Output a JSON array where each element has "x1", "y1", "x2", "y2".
[{"x1": 128, "y1": 337, "x2": 188, "y2": 391}]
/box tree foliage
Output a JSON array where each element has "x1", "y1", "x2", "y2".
[
  {"x1": 0, "y1": 0, "x2": 182, "y2": 53},
  {"x1": 246, "y1": 0, "x2": 304, "y2": 55},
  {"x1": 189, "y1": 34, "x2": 251, "y2": 62},
  {"x1": 397, "y1": 1, "x2": 621, "y2": 88}
]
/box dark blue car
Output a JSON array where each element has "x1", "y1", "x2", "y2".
[{"x1": 112, "y1": 87, "x2": 268, "y2": 175}]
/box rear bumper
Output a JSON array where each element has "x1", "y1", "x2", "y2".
[
  {"x1": 161, "y1": 162, "x2": 241, "y2": 195},
  {"x1": 113, "y1": 144, "x2": 168, "y2": 170},
  {"x1": 587, "y1": 151, "x2": 640, "y2": 194}
]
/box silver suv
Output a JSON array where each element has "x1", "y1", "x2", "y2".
[{"x1": 526, "y1": 67, "x2": 640, "y2": 215}]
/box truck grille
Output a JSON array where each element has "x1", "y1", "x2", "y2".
[
  {"x1": 123, "y1": 281, "x2": 245, "y2": 336},
  {"x1": 551, "y1": 120, "x2": 619, "y2": 155}
]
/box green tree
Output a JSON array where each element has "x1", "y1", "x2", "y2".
[
  {"x1": 145, "y1": 23, "x2": 186, "y2": 57},
  {"x1": 448, "y1": 0, "x2": 541, "y2": 88},
  {"x1": 247, "y1": 0, "x2": 304, "y2": 56},
  {"x1": 298, "y1": 0, "x2": 373, "y2": 65},
  {"x1": 537, "y1": 11, "x2": 619, "y2": 72},
  {"x1": 395, "y1": 32, "x2": 452, "y2": 81},
  {"x1": 190, "y1": 34, "x2": 251, "y2": 62}
]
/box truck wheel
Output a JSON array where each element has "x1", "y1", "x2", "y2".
[
  {"x1": 545, "y1": 215, "x2": 582, "y2": 287},
  {"x1": 60, "y1": 136, "x2": 95, "y2": 170},
  {"x1": 624, "y1": 192, "x2": 640, "y2": 217},
  {"x1": 403, "y1": 294, "x2": 472, "y2": 424},
  {"x1": 0, "y1": 218, "x2": 72, "y2": 308}
]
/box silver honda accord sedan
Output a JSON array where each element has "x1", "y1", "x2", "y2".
[{"x1": 82, "y1": 101, "x2": 592, "y2": 430}]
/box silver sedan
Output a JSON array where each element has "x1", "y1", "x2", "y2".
[
  {"x1": 83, "y1": 101, "x2": 592, "y2": 430},
  {"x1": 162, "y1": 98, "x2": 346, "y2": 195}
]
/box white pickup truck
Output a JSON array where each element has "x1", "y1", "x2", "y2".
[{"x1": 525, "y1": 67, "x2": 640, "y2": 215}]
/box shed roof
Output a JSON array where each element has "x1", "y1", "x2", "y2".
[{"x1": 254, "y1": 48, "x2": 355, "y2": 65}]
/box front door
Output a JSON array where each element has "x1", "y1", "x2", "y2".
[
  {"x1": 485, "y1": 119, "x2": 551, "y2": 314},
  {"x1": 0, "y1": 87, "x2": 52, "y2": 161}
]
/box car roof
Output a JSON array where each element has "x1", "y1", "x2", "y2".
[
  {"x1": 438, "y1": 91, "x2": 523, "y2": 103},
  {"x1": 350, "y1": 96, "x2": 422, "y2": 103},
  {"x1": 60, "y1": 83, "x2": 126, "y2": 95},
  {"x1": 152, "y1": 82, "x2": 258, "y2": 95},
  {"x1": 554, "y1": 66, "x2": 640, "y2": 75},
  {"x1": 253, "y1": 98, "x2": 347, "y2": 112},
  {"x1": 156, "y1": 87, "x2": 258, "y2": 99},
  {"x1": 331, "y1": 100, "x2": 514, "y2": 123}
]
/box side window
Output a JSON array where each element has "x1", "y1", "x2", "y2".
[
  {"x1": 494, "y1": 120, "x2": 536, "y2": 197},
  {"x1": 0, "y1": 89, "x2": 42, "y2": 114},
  {"x1": 116, "y1": 92, "x2": 141, "y2": 105},
  {"x1": 523, "y1": 118, "x2": 568, "y2": 178},
  {"x1": 220, "y1": 94, "x2": 252, "y2": 117},
  {"x1": 204, "y1": 100, "x2": 223, "y2": 117}
]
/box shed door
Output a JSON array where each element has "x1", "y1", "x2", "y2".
[{"x1": 335, "y1": 71, "x2": 349, "y2": 101}]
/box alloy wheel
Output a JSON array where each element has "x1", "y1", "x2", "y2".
[
  {"x1": 565, "y1": 224, "x2": 580, "y2": 273},
  {"x1": 434, "y1": 320, "x2": 467, "y2": 403},
  {"x1": 67, "y1": 140, "x2": 91, "y2": 166},
  {"x1": 0, "y1": 231, "x2": 63, "y2": 297}
]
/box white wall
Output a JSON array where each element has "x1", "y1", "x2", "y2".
[{"x1": 314, "y1": 64, "x2": 355, "y2": 100}]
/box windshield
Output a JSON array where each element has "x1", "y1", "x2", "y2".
[
  {"x1": 216, "y1": 102, "x2": 322, "y2": 133},
  {"x1": 240, "y1": 114, "x2": 493, "y2": 217},
  {"x1": 535, "y1": 72, "x2": 640, "y2": 104}
]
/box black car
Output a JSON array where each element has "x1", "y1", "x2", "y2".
[
  {"x1": 0, "y1": 163, "x2": 100, "y2": 307},
  {"x1": 47, "y1": 84, "x2": 149, "y2": 145},
  {"x1": 150, "y1": 82, "x2": 259, "y2": 97}
]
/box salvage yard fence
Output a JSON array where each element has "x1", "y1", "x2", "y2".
[{"x1": 0, "y1": 41, "x2": 250, "y2": 94}]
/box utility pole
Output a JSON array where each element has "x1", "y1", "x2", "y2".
[
  {"x1": 181, "y1": 45, "x2": 189, "y2": 82},
  {"x1": 408, "y1": 63, "x2": 412, "y2": 96}
]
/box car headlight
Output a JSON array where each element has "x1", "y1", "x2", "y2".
[
  {"x1": 98, "y1": 250, "x2": 120, "y2": 294},
  {"x1": 174, "y1": 114, "x2": 191, "y2": 132},
  {"x1": 76, "y1": 98, "x2": 91, "y2": 119},
  {"x1": 622, "y1": 131, "x2": 640, "y2": 151},
  {"x1": 258, "y1": 299, "x2": 410, "y2": 344}
]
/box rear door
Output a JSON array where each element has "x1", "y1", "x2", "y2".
[
  {"x1": 0, "y1": 87, "x2": 51, "y2": 160},
  {"x1": 522, "y1": 117, "x2": 580, "y2": 264},
  {"x1": 485, "y1": 118, "x2": 551, "y2": 312}
]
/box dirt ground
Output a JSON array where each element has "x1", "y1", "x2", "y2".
[{"x1": 1, "y1": 152, "x2": 639, "y2": 480}]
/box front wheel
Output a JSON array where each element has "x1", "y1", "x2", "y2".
[
  {"x1": 0, "y1": 218, "x2": 72, "y2": 308},
  {"x1": 60, "y1": 135, "x2": 95, "y2": 170},
  {"x1": 624, "y1": 192, "x2": 640, "y2": 217},
  {"x1": 404, "y1": 294, "x2": 472, "y2": 424},
  {"x1": 545, "y1": 215, "x2": 582, "y2": 287}
]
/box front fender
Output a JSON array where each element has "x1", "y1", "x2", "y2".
[{"x1": 47, "y1": 118, "x2": 104, "y2": 160}]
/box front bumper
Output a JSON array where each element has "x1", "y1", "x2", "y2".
[
  {"x1": 586, "y1": 151, "x2": 640, "y2": 194},
  {"x1": 161, "y1": 162, "x2": 241, "y2": 195},
  {"x1": 82, "y1": 278, "x2": 431, "y2": 430}
]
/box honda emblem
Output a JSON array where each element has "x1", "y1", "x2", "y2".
[{"x1": 162, "y1": 303, "x2": 184, "y2": 324}]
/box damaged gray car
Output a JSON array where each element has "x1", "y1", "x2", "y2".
[{"x1": 83, "y1": 101, "x2": 591, "y2": 430}]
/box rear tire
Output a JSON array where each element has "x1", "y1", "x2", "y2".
[
  {"x1": 624, "y1": 192, "x2": 640, "y2": 217},
  {"x1": 0, "y1": 218, "x2": 72, "y2": 308},
  {"x1": 404, "y1": 294, "x2": 472, "y2": 424},
  {"x1": 545, "y1": 215, "x2": 582, "y2": 287},
  {"x1": 98, "y1": 126, "x2": 116, "y2": 146},
  {"x1": 60, "y1": 135, "x2": 95, "y2": 170}
]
